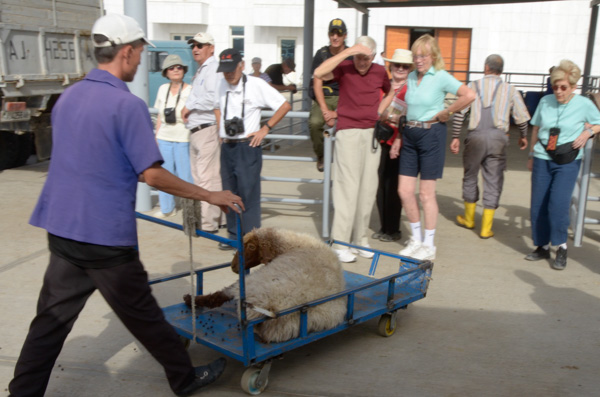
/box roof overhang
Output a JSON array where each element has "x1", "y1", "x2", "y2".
[{"x1": 336, "y1": 0, "x2": 566, "y2": 12}]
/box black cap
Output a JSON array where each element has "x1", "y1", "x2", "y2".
[
  {"x1": 328, "y1": 18, "x2": 347, "y2": 34},
  {"x1": 217, "y1": 48, "x2": 243, "y2": 73}
]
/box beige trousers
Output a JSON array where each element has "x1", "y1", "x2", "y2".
[
  {"x1": 189, "y1": 125, "x2": 224, "y2": 231},
  {"x1": 331, "y1": 128, "x2": 381, "y2": 248}
]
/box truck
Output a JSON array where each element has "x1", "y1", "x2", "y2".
[{"x1": 0, "y1": 0, "x2": 102, "y2": 170}]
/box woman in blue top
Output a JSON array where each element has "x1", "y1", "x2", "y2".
[
  {"x1": 398, "y1": 34, "x2": 475, "y2": 261},
  {"x1": 526, "y1": 60, "x2": 600, "y2": 270}
]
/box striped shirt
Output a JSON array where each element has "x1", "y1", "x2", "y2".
[{"x1": 452, "y1": 75, "x2": 530, "y2": 138}]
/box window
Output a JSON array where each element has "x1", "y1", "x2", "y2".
[
  {"x1": 171, "y1": 34, "x2": 195, "y2": 41},
  {"x1": 280, "y1": 39, "x2": 295, "y2": 61},
  {"x1": 149, "y1": 51, "x2": 169, "y2": 73},
  {"x1": 231, "y1": 26, "x2": 244, "y2": 56}
]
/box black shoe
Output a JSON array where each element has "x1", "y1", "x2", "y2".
[
  {"x1": 316, "y1": 158, "x2": 324, "y2": 172},
  {"x1": 551, "y1": 247, "x2": 567, "y2": 270},
  {"x1": 218, "y1": 242, "x2": 234, "y2": 251},
  {"x1": 176, "y1": 358, "x2": 227, "y2": 396},
  {"x1": 380, "y1": 232, "x2": 402, "y2": 242},
  {"x1": 525, "y1": 246, "x2": 550, "y2": 261},
  {"x1": 371, "y1": 230, "x2": 384, "y2": 240}
]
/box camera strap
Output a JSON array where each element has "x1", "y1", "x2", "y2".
[
  {"x1": 165, "y1": 82, "x2": 183, "y2": 108},
  {"x1": 547, "y1": 97, "x2": 571, "y2": 150},
  {"x1": 224, "y1": 74, "x2": 247, "y2": 120}
]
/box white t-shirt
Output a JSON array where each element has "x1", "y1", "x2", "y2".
[
  {"x1": 154, "y1": 83, "x2": 192, "y2": 142},
  {"x1": 216, "y1": 74, "x2": 286, "y2": 139}
]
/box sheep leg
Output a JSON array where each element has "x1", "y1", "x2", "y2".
[{"x1": 183, "y1": 291, "x2": 232, "y2": 308}]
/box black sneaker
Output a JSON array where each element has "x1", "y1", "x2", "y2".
[
  {"x1": 551, "y1": 247, "x2": 567, "y2": 270},
  {"x1": 218, "y1": 242, "x2": 234, "y2": 251},
  {"x1": 380, "y1": 232, "x2": 402, "y2": 242},
  {"x1": 525, "y1": 246, "x2": 550, "y2": 261},
  {"x1": 176, "y1": 358, "x2": 227, "y2": 396}
]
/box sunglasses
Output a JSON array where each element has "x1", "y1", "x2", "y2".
[
  {"x1": 413, "y1": 54, "x2": 430, "y2": 60},
  {"x1": 167, "y1": 65, "x2": 184, "y2": 71},
  {"x1": 190, "y1": 43, "x2": 206, "y2": 50},
  {"x1": 329, "y1": 29, "x2": 345, "y2": 37},
  {"x1": 552, "y1": 84, "x2": 571, "y2": 92},
  {"x1": 392, "y1": 63, "x2": 412, "y2": 70}
]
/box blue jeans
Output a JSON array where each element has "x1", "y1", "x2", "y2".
[
  {"x1": 530, "y1": 158, "x2": 581, "y2": 247},
  {"x1": 157, "y1": 140, "x2": 192, "y2": 213},
  {"x1": 220, "y1": 141, "x2": 262, "y2": 238}
]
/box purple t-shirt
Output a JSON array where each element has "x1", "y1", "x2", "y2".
[
  {"x1": 332, "y1": 59, "x2": 391, "y2": 130},
  {"x1": 30, "y1": 69, "x2": 163, "y2": 246}
]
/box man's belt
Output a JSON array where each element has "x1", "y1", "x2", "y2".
[
  {"x1": 222, "y1": 137, "x2": 251, "y2": 144},
  {"x1": 406, "y1": 120, "x2": 439, "y2": 129},
  {"x1": 190, "y1": 122, "x2": 216, "y2": 133}
]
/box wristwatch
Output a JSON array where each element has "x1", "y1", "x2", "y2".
[{"x1": 585, "y1": 128, "x2": 594, "y2": 137}]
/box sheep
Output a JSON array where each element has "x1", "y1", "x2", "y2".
[{"x1": 183, "y1": 228, "x2": 347, "y2": 343}]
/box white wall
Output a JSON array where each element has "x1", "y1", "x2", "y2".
[{"x1": 103, "y1": 0, "x2": 600, "y2": 83}]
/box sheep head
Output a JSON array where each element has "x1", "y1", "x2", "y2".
[{"x1": 230, "y1": 228, "x2": 280, "y2": 274}]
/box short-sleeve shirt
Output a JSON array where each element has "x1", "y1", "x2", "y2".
[
  {"x1": 332, "y1": 60, "x2": 391, "y2": 130},
  {"x1": 29, "y1": 68, "x2": 163, "y2": 247},
  {"x1": 185, "y1": 56, "x2": 222, "y2": 127},
  {"x1": 217, "y1": 74, "x2": 287, "y2": 139},
  {"x1": 264, "y1": 64, "x2": 285, "y2": 86},
  {"x1": 530, "y1": 94, "x2": 600, "y2": 160},
  {"x1": 405, "y1": 66, "x2": 462, "y2": 121},
  {"x1": 154, "y1": 83, "x2": 192, "y2": 142}
]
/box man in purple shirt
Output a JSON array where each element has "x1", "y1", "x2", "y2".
[{"x1": 8, "y1": 14, "x2": 243, "y2": 397}]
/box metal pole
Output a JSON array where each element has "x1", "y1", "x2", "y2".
[
  {"x1": 322, "y1": 130, "x2": 333, "y2": 238},
  {"x1": 582, "y1": 1, "x2": 598, "y2": 94},
  {"x1": 124, "y1": 0, "x2": 153, "y2": 212},
  {"x1": 302, "y1": 0, "x2": 315, "y2": 111},
  {"x1": 361, "y1": 12, "x2": 369, "y2": 36}
]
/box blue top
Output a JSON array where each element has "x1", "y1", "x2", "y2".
[
  {"x1": 405, "y1": 67, "x2": 462, "y2": 121},
  {"x1": 30, "y1": 69, "x2": 163, "y2": 246},
  {"x1": 530, "y1": 94, "x2": 600, "y2": 160}
]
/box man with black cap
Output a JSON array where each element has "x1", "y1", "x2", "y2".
[
  {"x1": 8, "y1": 14, "x2": 243, "y2": 397},
  {"x1": 264, "y1": 58, "x2": 298, "y2": 93},
  {"x1": 181, "y1": 31, "x2": 225, "y2": 233},
  {"x1": 216, "y1": 49, "x2": 291, "y2": 244},
  {"x1": 309, "y1": 17, "x2": 349, "y2": 171}
]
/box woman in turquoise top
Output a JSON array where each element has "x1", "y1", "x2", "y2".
[
  {"x1": 526, "y1": 60, "x2": 600, "y2": 270},
  {"x1": 398, "y1": 34, "x2": 475, "y2": 261}
]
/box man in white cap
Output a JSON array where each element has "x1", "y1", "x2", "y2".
[
  {"x1": 181, "y1": 32, "x2": 224, "y2": 234},
  {"x1": 7, "y1": 14, "x2": 242, "y2": 397}
]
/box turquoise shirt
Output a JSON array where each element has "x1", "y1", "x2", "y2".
[
  {"x1": 530, "y1": 94, "x2": 600, "y2": 160},
  {"x1": 405, "y1": 67, "x2": 462, "y2": 121}
]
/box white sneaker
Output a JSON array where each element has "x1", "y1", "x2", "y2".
[
  {"x1": 350, "y1": 245, "x2": 375, "y2": 259},
  {"x1": 412, "y1": 245, "x2": 436, "y2": 261},
  {"x1": 399, "y1": 237, "x2": 422, "y2": 257},
  {"x1": 334, "y1": 248, "x2": 357, "y2": 263},
  {"x1": 154, "y1": 210, "x2": 176, "y2": 218}
]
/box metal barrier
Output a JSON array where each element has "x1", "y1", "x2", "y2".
[{"x1": 570, "y1": 137, "x2": 600, "y2": 247}]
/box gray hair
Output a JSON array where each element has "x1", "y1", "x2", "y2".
[
  {"x1": 485, "y1": 54, "x2": 504, "y2": 74},
  {"x1": 355, "y1": 36, "x2": 377, "y2": 56}
]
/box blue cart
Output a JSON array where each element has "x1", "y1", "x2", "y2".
[{"x1": 137, "y1": 212, "x2": 433, "y2": 395}]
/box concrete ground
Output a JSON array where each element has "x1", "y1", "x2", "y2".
[{"x1": 1, "y1": 132, "x2": 599, "y2": 397}]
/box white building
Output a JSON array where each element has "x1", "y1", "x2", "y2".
[{"x1": 105, "y1": 0, "x2": 600, "y2": 85}]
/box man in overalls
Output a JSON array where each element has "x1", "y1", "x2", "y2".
[{"x1": 450, "y1": 54, "x2": 530, "y2": 238}]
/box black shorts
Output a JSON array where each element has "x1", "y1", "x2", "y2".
[{"x1": 399, "y1": 123, "x2": 446, "y2": 180}]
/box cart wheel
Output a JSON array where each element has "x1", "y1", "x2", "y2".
[
  {"x1": 179, "y1": 335, "x2": 191, "y2": 350},
  {"x1": 241, "y1": 367, "x2": 268, "y2": 395},
  {"x1": 377, "y1": 313, "x2": 397, "y2": 337}
]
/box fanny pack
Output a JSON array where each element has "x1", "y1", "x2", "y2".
[{"x1": 542, "y1": 141, "x2": 579, "y2": 165}]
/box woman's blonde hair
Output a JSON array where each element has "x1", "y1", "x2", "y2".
[
  {"x1": 550, "y1": 59, "x2": 581, "y2": 87},
  {"x1": 411, "y1": 34, "x2": 445, "y2": 71}
]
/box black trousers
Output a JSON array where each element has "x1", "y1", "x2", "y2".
[
  {"x1": 9, "y1": 253, "x2": 194, "y2": 397},
  {"x1": 376, "y1": 143, "x2": 402, "y2": 235}
]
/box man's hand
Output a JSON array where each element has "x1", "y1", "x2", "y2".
[
  {"x1": 450, "y1": 138, "x2": 460, "y2": 154},
  {"x1": 181, "y1": 106, "x2": 191, "y2": 123},
  {"x1": 247, "y1": 126, "x2": 269, "y2": 147},
  {"x1": 518, "y1": 137, "x2": 528, "y2": 150},
  {"x1": 208, "y1": 190, "x2": 245, "y2": 213},
  {"x1": 390, "y1": 137, "x2": 401, "y2": 159}
]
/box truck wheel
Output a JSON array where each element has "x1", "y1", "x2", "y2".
[{"x1": 0, "y1": 131, "x2": 33, "y2": 170}]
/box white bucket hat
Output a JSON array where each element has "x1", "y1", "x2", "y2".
[
  {"x1": 92, "y1": 14, "x2": 154, "y2": 48},
  {"x1": 382, "y1": 49, "x2": 413, "y2": 64}
]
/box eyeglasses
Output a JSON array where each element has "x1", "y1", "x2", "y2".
[
  {"x1": 167, "y1": 65, "x2": 184, "y2": 71},
  {"x1": 190, "y1": 43, "x2": 205, "y2": 50},
  {"x1": 329, "y1": 29, "x2": 345, "y2": 37},
  {"x1": 413, "y1": 54, "x2": 430, "y2": 60},
  {"x1": 552, "y1": 84, "x2": 570, "y2": 92},
  {"x1": 392, "y1": 63, "x2": 412, "y2": 70}
]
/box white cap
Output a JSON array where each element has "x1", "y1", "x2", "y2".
[
  {"x1": 92, "y1": 14, "x2": 154, "y2": 48},
  {"x1": 187, "y1": 32, "x2": 215, "y2": 46}
]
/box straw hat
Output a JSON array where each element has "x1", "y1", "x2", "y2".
[
  {"x1": 161, "y1": 54, "x2": 188, "y2": 77},
  {"x1": 382, "y1": 49, "x2": 413, "y2": 64}
]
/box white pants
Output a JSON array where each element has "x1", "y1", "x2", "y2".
[{"x1": 331, "y1": 128, "x2": 381, "y2": 248}]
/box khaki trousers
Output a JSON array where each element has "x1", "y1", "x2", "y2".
[
  {"x1": 189, "y1": 124, "x2": 223, "y2": 231},
  {"x1": 331, "y1": 128, "x2": 381, "y2": 247}
]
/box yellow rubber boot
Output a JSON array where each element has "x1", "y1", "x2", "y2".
[
  {"x1": 456, "y1": 202, "x2": 476, "y2": 229},
  {"x1": 480, "y1": 208, "x2": 496, "y2": 239}
]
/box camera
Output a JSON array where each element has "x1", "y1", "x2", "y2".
[
  {"x1": 547, "y1": 127, "x2": 560, "y2": 150},
  {"x1": 164, "y1": 107, "x2": 176, "y2": 124},
  {"x1": 224, "y1": 117, "x2": 245, "y2": 137}
]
